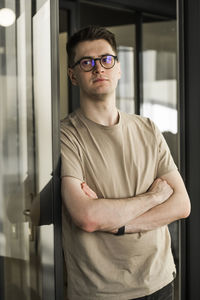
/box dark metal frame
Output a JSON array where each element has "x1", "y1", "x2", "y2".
[
  {"x1": 178, "y1": 0, "x2": 200, "y2": 299},
  {"x1": 50, "y1": 1, "x2": 64, "y2": 299},
  {"x1": 177, "y1": 1, "x2": 187, "y2": 299},
  {"x1": 78, "y1": 0, "x2": 176, "y2": 18},
  {"x1": 60, "y1": 0, "x2": 81, "y2": 113},
  {"x1": 135, "y1": 12, "x2": 143, "y2": 115},
  {"x1": 0, "y1": 257, "x2": 4, "y2": 300}
]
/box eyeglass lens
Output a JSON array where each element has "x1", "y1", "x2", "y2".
[{"x1": 80, "y1": 55, "x2": 115, "y2": 71}]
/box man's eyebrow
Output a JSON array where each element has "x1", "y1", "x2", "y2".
[
  {"x1": 78, "y1": 56, "x2": 93, "y2": 60},
  {"x1": 101, "y1": 53, "x2": 113, "y2": 56},
  {"x1": 97, "y1": 53, "x2": 114, "y2": 58},
  {"x1": 78, "y1": 53, "x2": 114, "y2": 60}
]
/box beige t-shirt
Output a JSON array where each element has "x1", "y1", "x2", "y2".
[{"x1": 60, "y1": 108, "x2": 177, "y2": 300}]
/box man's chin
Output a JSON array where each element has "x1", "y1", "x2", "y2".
[
  {"x1": 90, "y1": 90, "x2": 113, "y2": 101},
  {"x1": 92, "y1": 86, "x2": 113, "y2": 96}
]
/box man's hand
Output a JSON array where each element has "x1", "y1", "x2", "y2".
[
  {"x1": 81, "y1": 178, "x2": 173, "y2": 205},
  {"x1": 81, "y1": 182, "x2": 98, "y2": 199},
  {"x1": 148, "y1": 178, "x2": 173, "y2": 205},
  {"x1": 80, "y1": 178, "x2": 173, "y2": 234},
  {"x1": 126, "y1": 170, "x2": 191, "y2": 233},
  {"x1": 61, "y1": 170, "x2": 190, "y2": 233}
]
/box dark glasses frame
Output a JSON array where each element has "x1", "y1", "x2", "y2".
[{"x1": 71, "y1": 54, "x2": 118, "y2": 72}]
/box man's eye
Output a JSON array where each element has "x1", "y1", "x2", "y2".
[
  {"x1": 82, "y1": 60, "x2": 92, "y2": 65},
  {"x1": 102, "y1": 56, "x2": 112, "y2": 63}
]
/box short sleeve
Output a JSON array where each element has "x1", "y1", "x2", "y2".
[
  {"x1": 60, "y1": 128, "x2": 84, "y2": 181},
  {"x1": 152, "y1": 121, "x2": 178, "y2": 177}
]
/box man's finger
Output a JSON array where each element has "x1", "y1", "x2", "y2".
[{"x1": 81, "y1": 182, "x2": 98, "y2": 198}]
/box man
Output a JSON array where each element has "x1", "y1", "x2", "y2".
[{"x1": 61, "y1": 25, "x2": 190, "y2": 300}]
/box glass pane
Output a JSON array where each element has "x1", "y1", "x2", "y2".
[
  {"x1": 0, "y1": 1, "x2": 32, "y2": 299},
  {"x1": 108, "y1": 25, "x2": 135, "y2": 114},
  {"x1": 33, "y1": 0, "x2": 53, "y2": 193},
  {"x1": 141, "y1": 20, "x2": 178, "y2": 160},
  {"x1": 33, "y1": 1, "x2": 55, "y2": 299},
  {"x1": 0, "y1": 0, "x2": 55, "y2": 299},
  {"x1": 141, "y1": 19, "x2": 179, "y2": 299}
]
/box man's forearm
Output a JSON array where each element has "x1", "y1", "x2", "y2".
[
  {"x1": 79, "y1": 179, "x2": 173, "y2": 232},
  {"x1": 79, "y1": 170, "x2": 190, "y2": 234},
  {"x1": 84, "y1": 192, "x2": 157, "y2": 232},
  {"x1": 125, "y1": 191, "x2": 190, "y2": 233}
]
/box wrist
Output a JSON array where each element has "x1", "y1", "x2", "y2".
[{"x1": 114, "y1": 226, "x2": 125, "y2": 236}]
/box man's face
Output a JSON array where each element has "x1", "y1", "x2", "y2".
[{"x1": 68, "y1": 39, "x2": 121, "y2": 99}]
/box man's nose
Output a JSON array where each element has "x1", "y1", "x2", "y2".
[{"x1": 93, "y1": 59, "x2": 104, "y2": 73}]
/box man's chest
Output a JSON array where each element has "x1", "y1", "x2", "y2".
[{"x1": 78, "y1": 129, "x2": 158, "y2": 198}]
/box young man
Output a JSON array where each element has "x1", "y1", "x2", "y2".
[{"x1": 61, "y1": 25, "x2": 190, "y2": 300}]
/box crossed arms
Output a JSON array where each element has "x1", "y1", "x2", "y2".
[{"x1": 61, "y1": 169, "x2": 191, "y2": 234}]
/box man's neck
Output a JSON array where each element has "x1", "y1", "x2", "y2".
[{"x1": 80, "y1": 94, "x2": 119, "y2": 126}]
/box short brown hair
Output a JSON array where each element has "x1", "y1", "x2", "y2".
[{"x1": 67, "y1": 25, "x2": 117, "y2": 67}]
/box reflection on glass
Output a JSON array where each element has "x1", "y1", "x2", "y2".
[
  {"x1": 141, "y1": 21, "x2": 177, "y2": 133},
  {"x1": 0, "y1": 0, "x2": 54, "y2": 299},
  {"x1": 33, "y1": 2, "x2": 55, "y2": 300},
  {"x1": 33, "y1": 0, "x2": 52, "y2": 193},
  {"x1": 108, "y1": 25, "x2": 135, "y2": 114},
  {"x1": 0, "y1": 8, "x2": 16, "y2": 27},
  {"x1": 142, "y1": 45, "x2": 177, "y2": 138},
  {"x1": 0, "y1": 1, "x2": 32, "y2": 299},
  {"x1": 116, "y1": 46, "x2": 134, "y2": 114},
  {"x1": 141, "y1": 23, "x2": 178, "y2": 167},
  {"x1": 141, "y1": 20, "x2": 179, "y2": 299},
  {"x1": 17, "y1": 10, "x2": 28, "y2": 182}
]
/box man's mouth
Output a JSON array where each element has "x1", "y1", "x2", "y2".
[{"x1": 92, "y1": 77, "x2": 109, "y2": 83}]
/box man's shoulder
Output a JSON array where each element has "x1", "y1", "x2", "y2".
[
  {"x1": 61, "y1": 110, "x2": 77, "y2": 125},
  {"x1": 121, "y1": 111, "x2": 155, "y2": 131},
  {"x1": 60, "y1": 110, "x2": 81, "y2": 131},
  {"x1": 60, "y1": 111, "x2": 83, "y2": 146}
]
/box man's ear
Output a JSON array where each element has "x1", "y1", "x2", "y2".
[{"x1": 68, "y1": 68, "x2": 78, "y2": 86}]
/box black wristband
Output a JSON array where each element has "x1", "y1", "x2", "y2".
[{"x1": 115, "y1": 226, "x2": 125, "y2": 236}]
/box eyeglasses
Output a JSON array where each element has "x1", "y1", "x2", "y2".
[{"x1": 71, "y1": 54, "x2": 118, "y2": 72}]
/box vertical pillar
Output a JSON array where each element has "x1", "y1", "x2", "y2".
[{"x1": 180, "y1": 0, "x2": 200, "y2": 298}]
